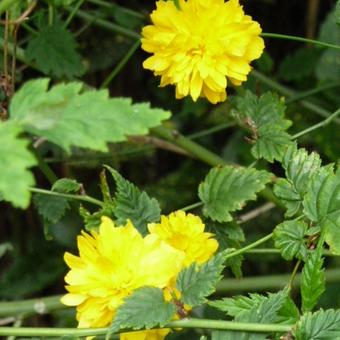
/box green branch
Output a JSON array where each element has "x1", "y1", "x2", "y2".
[
  {"x1": 29, "y1": 188, "x2": 104, "y2": 207},
  {"x1": 0, "y1": 318, "x2": 291, "y2": 337},
  {"x1": 261, "y1": 32, "x2": 340, "y2": 51}
]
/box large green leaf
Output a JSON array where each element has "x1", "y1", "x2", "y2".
[
  {"x1": 176, "y1": 251, "x2": 227, "y2": 306},
  {"x1": 112, "y1": 287, "x2": 176, "y2": 331},
  {"x1": 294, "y1": 309, "x2": 340, "y2": 340},
  {"x1": 26, "y1": 22, "x2": 84, "y2": 78},
  {"x1": 232, "y1": 91, "x2": 292, "y2": 162},
  {"x1": 303, "y1": 166, "x2": 340, "y2": 254},
  {"x1": 301, "y1": 248, "x2": 325, "y2": 312},
  {"x1": 273, "y1": 220, "x2": 309, "y2": 260},
  {"x1": 106, "y1": 166, "x2": 160, "y2": 235},
  {"x1": 0, "y1": 121, "x2": 36, "y2": 208},
  {"x1": 274, "y1": 144, "x2": 322, "y2": 217},
  {"x1": 10, "y1": 79, "x2": 171, "y2": 153},
  {"x1": 199, "y1": 166, "x2": 272, "y2": 222}
]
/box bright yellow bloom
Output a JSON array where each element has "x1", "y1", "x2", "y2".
[
  {"x1": 120, "y1": 329, "x2": 170, "y2": 340},
  {"x1": 61, "y1": 217, "x2": 184, "y2": 331},
  {"x1": 148, "y1": 210, "x2": 218, "y2": 266},
  {"x1": 141, "y1": 0, "x2": 264, "y2": 104}
]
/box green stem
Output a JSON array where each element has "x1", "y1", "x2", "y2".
[
  {"x1": 32, "y1": 149, "x2": 58, "y2": 184},
  {"x1": 100, "y1": 40, "x2": 141, "y2": 89},
  {"x1": 71, "y1": 9, "x2": 140, "y2": 39},
  {"x1": 261, "y1": 32, "x2": 340, "y2": 51},
  {"x1": 48, "y1": 4, "x2": 54, "y2": 25},
  {"x1": 244, "y1": 248, "x2": 336, "y2": 257},
  {"x1": 64, "y1": 0, "x2": 85, "y2": 28},
  {"x1": 29, "y1": 187, "x2": 104, "y2": 207},
  {"x1": 286, "y1": 81, "x2": 340, "y2": 104},
  {"x1": 85, "y1": 0, "x2": 146, "y2": 20},
  {"x1": 251, "y1": 70, "x2": 340, "y2": 125},
  {"x1": 0, "y1": 318, "x2": 292, "y2": 337},
  {"x1": 224, "y1": 233, "x2": 273, "y2": 261},
  {"x1": 180, "y1": 202, "x2": 203, "y2": 212},
  {"x1": 188, "y1": 122, "x2": 236, "y2": 140},
  {"x1": 292, "y1": 108, "x2": 340, "y2": 139},
  {"x1": 288, "y1": 260, "x2": 302, "y2": 289}
]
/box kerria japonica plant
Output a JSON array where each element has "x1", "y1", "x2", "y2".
[{"x1": 0, "y1": 0, "x2": 340, "y2": 339}]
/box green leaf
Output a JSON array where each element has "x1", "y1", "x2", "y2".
[
  {"x1": 52, "y1": 178, "x2": 81, "y2": 193},
  {"x1": 176, "y1": 251, "x2": 227, "y2": 306},
  {"x1": 294, "y1": 309, "x2": 340, "y2": 340},
  {"x1": 106, "y1": 166, "x2": 160, "y2": 235},
  {"x1": 232, "y1": 91, "x2": 292, "y2": 162},
  {"x1": 278, "y1": 48, "x2": 322, "y2": 81},
  {"x1": 211, "y1": 289, "x2": 290, "y2": 340},
  {"x1": 274, "y1": 144, "x2": 322, "y2": 217},
  {"x1": 0, "y1": 243, "x2": 13, "y2": 259},
  {"x1": 273, "y1": 220, "x2": 308, "y2": 260},
  {"x1": 112, "y1": 287, "x2": 176, "y2": 331},
  {"x1": 301, "y1": 248, "x2": 325, "y2": 312},
  {"x1": 10, "y1": 79, "x2": 171, "y2": 153},
  {"x1": 303, "y1": 166, "x2": 340, "y2": 254},
  {"x1": 26, "y1": 23, "x2": 84, "y2": 78},
  {"x1": 199, "y1": 166, "x2": 272, "y2": 222},
  {"x1": 210, "y1": 289, "x2": 298, "y2": 325},
  {"x1": 0, "y1": 121, "x2": 36, "y2": 208}
]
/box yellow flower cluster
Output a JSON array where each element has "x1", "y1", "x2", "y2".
[
  {"x1": 141, "y1": 0, "x2": 264, "y2": 104},
  {"x1": 62, "y1": 211, "x2": 218, "y2": 340}
]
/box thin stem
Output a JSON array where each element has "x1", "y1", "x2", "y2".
[
  {"x1": 0, "y1": 319, "x2": 292, "y2": 337},
  {"x1": 64, "y1": 0, "x2": 85, "y2": 28},
  {"x1": 71, "y1": 9, "x2": 140, "y2": 39},
  {"x1": 224, "y1": 233, "x2": 273, "y2": 261},
  {"x1": 288, "y1": 260, "x2": 302, "y2": 289},
  {"x1": 286, "y1": 81, "x2": 340, "y2": 104},
  {"x1": 187, "y1": 122, "x2": 236, "y2": 140},
  {"x1": 251, "y1": 70, "x2": 340, "y2": 125},
  {"x1": 32, "y1": 149, "x2": 58, "y2": 185},
  {"x1": 100, "y1": 40, "x2": 141, "y2": 89},
  {"x1": 261, "y1": 32, "x2": 340, "y2": 51},
  {"x1": 29, "y1": 188, "x2": 104, "y2": 207},
  {"x1": 180, "y1": 202, "x2": 203, "y2": 212},
  {"x1": 48, "y1": 5, "x2": 54, "y2": 25},
  {"x1": 292, "y1": 108, "x2": 340, "y2": 139}
]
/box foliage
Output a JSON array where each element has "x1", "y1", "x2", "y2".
[{"x1": 198, "y1": 166, "x2": 272, "y2": 222}]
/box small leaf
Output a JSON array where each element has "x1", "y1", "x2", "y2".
[
  {"x1": 301, "y1": 248, "x2": 325, "y2": 312},
  {"x1": 26, "y1": 22, "x2": 84, "y2": 78},
  {"x1": 273, "y1": 220, "x2": 309, "y2": 260},
  {"x1": 176, "y1": 251, "x2": 227, "y2": 306},
  {"x1": 199, "y1": 166, "x2": 272, "y2": 222},
  {"x1": 274, "y1": 144, "x2": 322, "y2": 217},
  {"x1": 52, "y1": 178, "x2": 81, "y2": 194},
  {"x1": 232, "y1": 91, "x2": 292, "y2": 162},
  {"x1": 294, "y1": 309, "x2": 340, "y2": 340},
  {"x1": 10, "y1": 79, "x2": 171, "y2": 153},
  {"x1": 303, "y1": 166, "x2": 340, "y2": 254},
  {"x1": 112, "y1": 287, "x2": 176, "y2": 331},
  {"x1": 106, "y1": 166, "x2": 160, "y2": 235},
  {"x1": 0, "y1": 243, "x2": 13, "y2": 259},
  {"x1": 0, "y1": 121, "x2": 36, "y2": 208}
]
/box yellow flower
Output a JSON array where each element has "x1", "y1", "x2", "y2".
[
  {"x1": 120, "y1": 329, "x2": 170, "y2": 340},
  {"x1": 148, "y1": 210, "x2": 218, "y2": 266},
  {"x1": 141, "y1": 0, "x2": 264, "y2": 104},
  {"x1": 61, "y1": 217, "x2": 185, "y2": 330}
]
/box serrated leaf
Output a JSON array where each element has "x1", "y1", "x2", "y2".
[
  {"x1": 294, "y1": 309, "x2": 340, "y2": 340},
  {"x1": 199, "y1": 166, "x2": 272, "y2": 222},
  {"x1": 212, "y1": 290, "x2": 289, "y2": 340},
  {"x1": 0, "y1": 121, "x2": 36, "y2": 208},
  {"x1": 105, "y1": 166, "x2": 160, "y2": 235},
  {"x1": 274, "y1": 144, "x2": 322, "y2": 217},
  {"x1": 251, "y1": 126, "x2": 293, "y2": 163},
  {"x1": 112, "y1": 287, "x2": 176, "y2": 331},
  {"x1": 301, "y1": 248, "x2": 325, "y2": 312},
  {"x1": 232, "y1": 91, "x2": 292, "y2": 162},
  {"x1": 26, "y1": 23, "x2": 84, "y2": 78},
  {"x1": 52, "y1": 178, "x2": 81, "y2": 193},
  {"x1": 10, "y1": 79, "x2": 171, "y2": 153},
  {"x1": 33, "y1": 194, "x2": 70, "y2": 225},
  {"x1": 273, "y1": 220, "x2": 308, "y2": 260},
  {"x1": 303, "y1": 166, "x2": 340, "y2": 254},
  {"x1": 176, "y1": 251, "x2": 227, "y2": 306}
]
